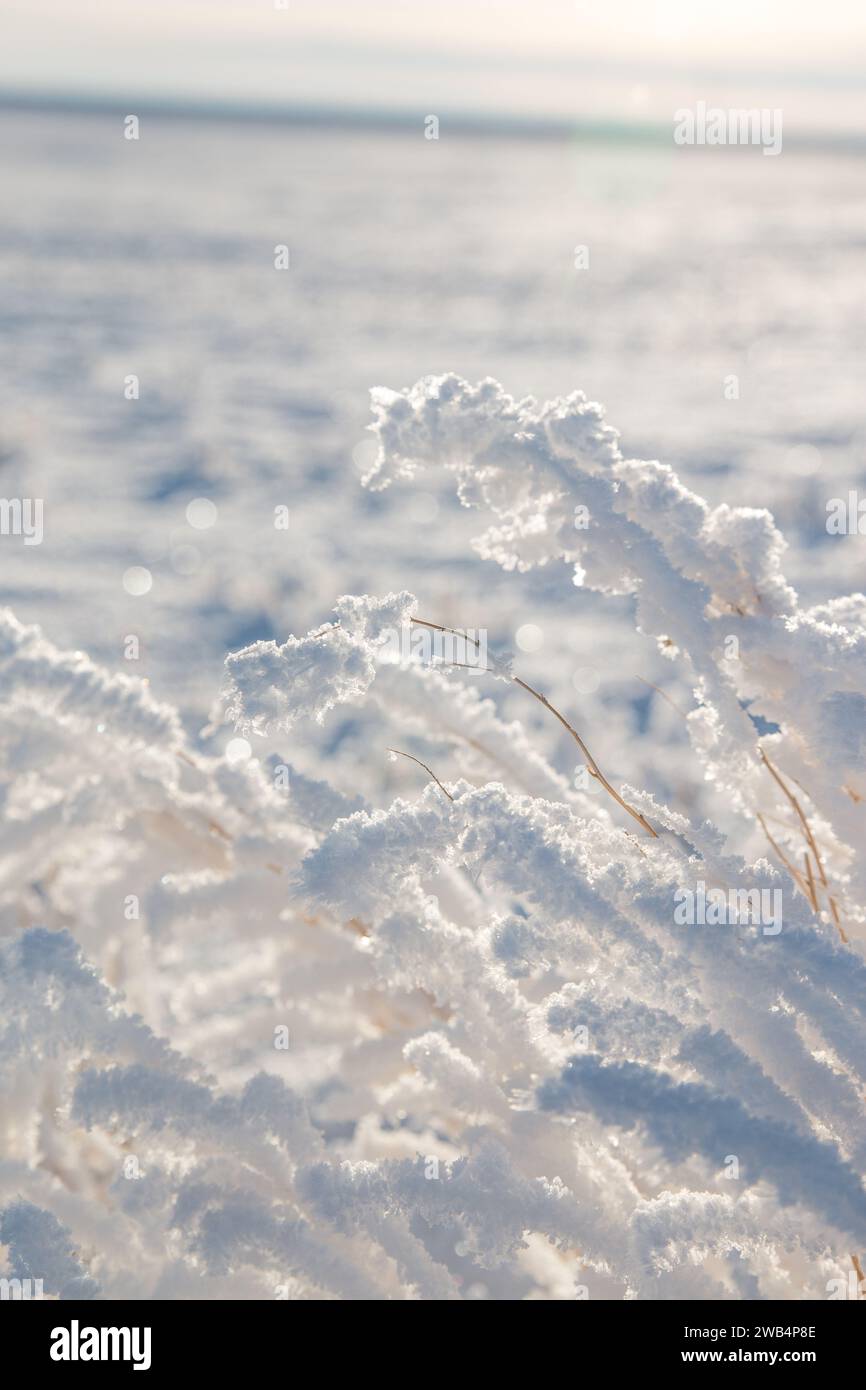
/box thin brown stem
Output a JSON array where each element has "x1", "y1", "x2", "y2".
[
  {"x1": 757, "y1": 813, "x2": 813, "y2": 905},
  {"x1": 803, "y1": 852, "x2": 818, "y2": 912},
  {"x1": 512, "y1": 675, "x2": 657, "y2": 837},
  {"x1": 414, "y1": 619, "x2": 656, "y2": 834},
  {"x1": 635, "y1": 676, "x2": 690, "y2": 721},
  {"x1": 411, "y1": 618, "x2": 656, "y2": 837},
  {"x1": 760, "y1": 751, "x2": 828, "y2": 886},
  {"x1": 760, "y1": 750, "x2": 846, "y2": 942},
  {"x1": 387, "y1": 747, "x2": 454, "y2": 802},
  {"x1": 411, "y1": 616, "x2": 482, "y2": 652}
]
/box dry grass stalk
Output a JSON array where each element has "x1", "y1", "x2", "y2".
[
  {"x1": 513, "y1": 673, "x2": 658, "y2": 837},
  {"x1": 635, "y1": 675, "x2": 690, "y2": 721},
  {"x1": 761, "y1": 751, "x2": 829, "y2": 886},
  {"x1": 411, "y1": 617, "x2": 657, "y2": 838},
  {"x1": 757, "y1": 813, "x2": 814, "y2": 906},
  {"x1": 388, "y1": 746, "x2": 454, "y2": 802},
  {"x1": 760, "y1": 809, "x2": 832, "y2": 853},
  {"x1": 758, "y1": 752, "x2": 846, "y2": 943},
  {"x1": 803, "y1": 852, "x2": 818, "y2": 912}
]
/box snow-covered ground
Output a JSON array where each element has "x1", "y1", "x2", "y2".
[{"x1": 0, "y1": 107, "x2": 864, "y2": 1300}]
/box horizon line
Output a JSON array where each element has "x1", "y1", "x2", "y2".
[{"x1": 2, "y1": 88, "x2": 866, "y2": 154}]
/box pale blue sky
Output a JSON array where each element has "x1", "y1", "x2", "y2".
[{"x1": 4, "y1": 0, "x2": 866, "y2": 132}]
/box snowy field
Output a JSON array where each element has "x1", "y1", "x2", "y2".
[{"x1": 1, "y1": 106, "x2": 865, "y2": 1300}]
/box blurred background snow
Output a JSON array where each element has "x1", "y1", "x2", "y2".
[{"x1": 1, "y1": 0, "x2": 865, "y2": 820}]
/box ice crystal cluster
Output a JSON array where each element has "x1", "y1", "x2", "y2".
[{"x1": 1, "y1": 376, "x2": 864, "y2": 1301}]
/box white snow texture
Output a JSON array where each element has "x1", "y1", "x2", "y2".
[{"x1": 2, "y1": 374, "x2": 865, "y2": 1301}]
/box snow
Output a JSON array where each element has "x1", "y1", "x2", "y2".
[
  {"x1": 2, "y1": 368, "x2": 864, "y2": 1300},
  {"x1": 1, "y1": 109, "x2": 865, "y2": 1301}
]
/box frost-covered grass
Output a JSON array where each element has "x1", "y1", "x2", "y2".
[{"x1": 1, "y1": 373, "x2": 864, "y2": 1300}]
